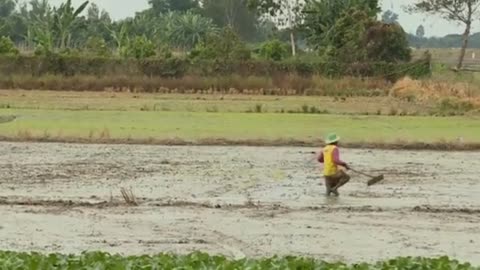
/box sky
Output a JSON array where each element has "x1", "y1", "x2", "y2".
[{"x1": 42, "y1": 0, "x2": 478, "y2": 37}]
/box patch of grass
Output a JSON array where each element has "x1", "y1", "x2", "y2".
[
  {"x1": 435, "y1": 98, "x2": 475, "y2": 116},
  {"x1": 0, "y1": 90, "x2": 432, "y2": 115},
  {"x1": 1, "y1": 109, "x2": 479, "y2": 145}
]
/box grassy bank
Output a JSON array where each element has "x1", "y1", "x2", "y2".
[
  {"x1": 0, "y1": 109, "x2": 479, "y2": 149},
  {"x1": 0, "y1": 90, "x2": 428, "y2": 115},
  {"x1": 0, "y1": 252, "x2": 476, "y2": 269}
]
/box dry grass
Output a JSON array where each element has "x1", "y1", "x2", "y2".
[
  {"x1": 391, "y1": 77, "x2": 479, "y2": 100},
  {"x1": 390, "y1": 77, "x2": 480, "y2": 115},
  {"x1": 120, "y1": 187, "x2": 138, "y2": 206},
  {"x1": 0, "y1": 74, "x2": 390, "y2": 96}
]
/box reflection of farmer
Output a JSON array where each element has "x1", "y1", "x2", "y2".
[{"x1": 317, "y1": 133, "x2": 350, "y2": 196}]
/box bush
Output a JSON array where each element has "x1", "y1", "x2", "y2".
[
  {"x1": 0, "y1": 54, "x2": 431, "y2": 80},
  {"x1": 121, "y1": 36, "x2": 156, "y2": 59},
  {"x1": 84, "y1": 37, "x2": 111, "y2": 57},
  {"x1": 0, "y1": 36, "x2": 19, "y2": 55},
  {"x1": 258, "y1": 39, "x2": 290, "y2": 61},
  {"x1": 190, "y1": 27, "x2": 251, "y2": 62},
  {"x1": 436, "y1": 98, "x2": 475, "y2": 116}
]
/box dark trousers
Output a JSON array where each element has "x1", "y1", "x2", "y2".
[{"x1": 325, "y1": 170, "x2": 351, "y2": 194}]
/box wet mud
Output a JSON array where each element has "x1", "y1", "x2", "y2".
[{"x1": 0, "y1": 142, "x2": 479, "y2": 263}]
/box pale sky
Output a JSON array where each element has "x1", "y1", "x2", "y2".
[{"x1": 41, "y1": 0, "x2": 479, "y2": 37}]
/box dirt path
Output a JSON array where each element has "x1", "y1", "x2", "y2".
[{"x1": 0, "y1": 142, "x2": 479, "y2": 263}]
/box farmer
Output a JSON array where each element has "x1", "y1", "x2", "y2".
[{"x1": 317, "y1": 133, "x2": 351, "y2": 196}]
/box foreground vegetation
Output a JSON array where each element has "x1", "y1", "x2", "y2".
[{"x1": 0, "y1": 252, "x2": 477, "y2": 269}]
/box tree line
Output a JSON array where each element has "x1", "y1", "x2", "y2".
[{"x1": 0, "y1": 0, "x2": 471, "y2": 68}]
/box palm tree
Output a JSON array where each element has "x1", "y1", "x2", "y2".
[{"x1": 167, "y1": 11, "x2": 218, "y2": 50}]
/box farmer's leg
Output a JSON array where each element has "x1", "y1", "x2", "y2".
[
  {"x1": 325, "y1": 176, "x2": 340, "y2": 196},
  {"x1": 324, "y1": 177, "x2": 338, "y2": 196},
  {"x1": 332, "y1": 171, "x2": 351, "y2": 191}
]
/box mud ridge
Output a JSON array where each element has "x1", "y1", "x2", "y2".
[
  {"x1": 2, "y1": 198, "x2": 480, "y2": 215},
  {"x1": 0, "y1": 198, "x2": 120, "y2": 208},
  {"x1": 0, "y1": 136, "x2": 480, "y2": 151},
  {"x1": 412, "y1": 205, "x2": 480, "y2": 215}
]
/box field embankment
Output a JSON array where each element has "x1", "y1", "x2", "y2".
[{"x1": 1, "y1": 90, "x2": 479, "y2": 150}]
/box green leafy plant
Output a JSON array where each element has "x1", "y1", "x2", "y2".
[
  {"x1": 258, "y1": 39, "x2": 289, "y2": 61},
  {"x1": 0, "y1": 36, "x2": 19, "y2": 55},
  {"x1": 0, "y1": 252, "x2": 475, "y2": 269},
  {"x1": 121, "y1": 35, "x2": 156, "y2": 59}
]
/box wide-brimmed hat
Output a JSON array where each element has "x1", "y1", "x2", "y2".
[{"x1": 325, "y1": 133, "x2": 340, "y2": 144}]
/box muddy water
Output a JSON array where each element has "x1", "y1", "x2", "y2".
[{"x1": 0, "y1": 142, "x2": 479, "y2": 263}]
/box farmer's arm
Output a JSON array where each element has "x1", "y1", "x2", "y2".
[
  {"x1": 317, "y1": 151, "x2": 324, "y2": 163},
  {"x1": 333, "y1": 148, "x2": 348, "y2": 168}
]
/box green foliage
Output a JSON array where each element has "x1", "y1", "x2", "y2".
[
  {"x1": 121, "y1": 36, "x2": 156, "y2": 59},
  {"x1": 0, "y1": 0, "x2": 16, "y2": 17},
  {"x1": 416, "y1": 24, "x2": 425, "y2": 38},
  {"x1": 366, "y1": 22, "x2": 412, "y2": 62},
  {"x1": 201, "y1": 0, "x2": 261, "y2": 41},
  {"x1": 381, "y1": 9, "x2": 398, "y2": 24},
  {"x1": 148, "y1": 0, "x2": 199, "y2": 14},
  {"x1": 319, "y1": 7, "x2": 411, "y2": 63},
  {"x1": 190, "y1": 27, "x2": 251, "y2": 62},
  {"x1": 258, "y1": 39, "x2": 290, "y2": 61},
  {"x1": 0, "y1": 252, "x2": 476, "y2": 269},
  {"x1": 0, "y1": 54, "x2": 430, "y2": 80},
  {"x1": 303, "y1": 0, "x2": 380, "y2": 50},
  {"x1": 84, "y1": 36, "x2": 111, "y2": 57},
  {"x1": 167, "y1": 11, "x2": 218, "y2": 50},
  {"x1": 52, "y1": 0, "x2": 89, "y2": 49},
  {"x1": 321, "y1": 8, "x2": 371, "y2": 63},
  {"x1": 0, "y1": 36, "x2": 18, "y2": 55}
]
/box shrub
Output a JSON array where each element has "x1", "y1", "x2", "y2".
[
  {"x1": 121, "y1": 36, "x2": 156, "y2": 59},
  {"x1": 190, "y1": 27, "x2": 251, "y2": 62},
  {"x1": 258, "y1": 39, "x2": 290, "y2": 61},
  {"x1": 84, "y1": 37, "x2": 111, "y2": 57},
  {"x1": 436, "y1": 98, "x2": 475, "y2": 116},
  {"x1": 0, "y1": 36, "x2": 19, "y2": 55}
]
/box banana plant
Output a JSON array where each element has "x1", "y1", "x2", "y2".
[
  {"x1": 53, "y1": 0, "x2": 89, "y2": 49},
  {"x1": 21, "y1": 0, "x2": 55, "y2": 52},
  {"x1": 107, "y1": 22, "x2": 130, "y2": 52}
]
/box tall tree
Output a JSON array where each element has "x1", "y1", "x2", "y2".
[
  {"x1": 83, "y1": 3, "x2": 112, "y2": 42},
  {"x1": 0, "y1": 0, "x2": 16, "y2": 37},
  {"x1": 302, "y1": 0, "x2": 380, "y2": 50},
  {"x1": 408, "y1": 0, "x2": 480, "y2": 69},
  {"x1": 21, "y1": 0, "x2": 55, "y2": 51},
  {"x1": 200, "y1": 0, "x2": 260, "y2": 41},
  {"x1": 416, "y1": 24, "x2": 425, "y2": 38},
  {"x1": 248, "y1": 0, "x2": 304, "y2": 56},
  {"x1": 0, "y1": 0, "x2": 15, "y2": 17},
  {"x1": 381, "y1": 9, "x2": 398, "y2": 24},
  {"x1": 148, "y1": 0, "x2": 199, "y2": 14}
]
